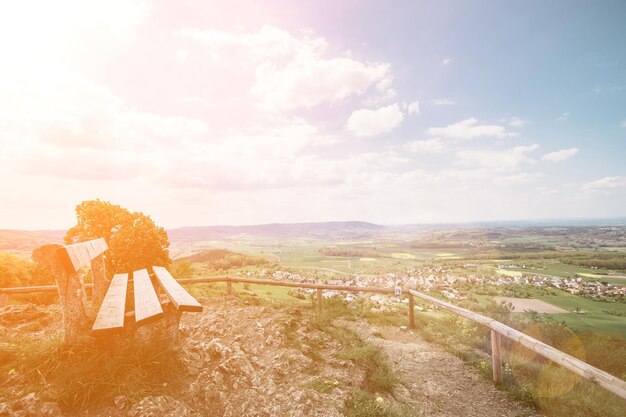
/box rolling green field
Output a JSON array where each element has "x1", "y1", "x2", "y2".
[
  {"x1": 508, "y1": 263, "x2": 626, "y2": 284},
  {"x1": 533, "y1": 290, "x2": 626, "y2": 337},
  {"x1": 176, "y1": 237, "x2": 625, "y2": 341},
  {"x1": 471, "y1": 286, "x2": 626, "y2": 338},
  {"x1": 180, "y1": 239, "x2": 473, "y2": 275},
  {"x1": 496, "y1": 269, "x2": 523, "y2": 277}
]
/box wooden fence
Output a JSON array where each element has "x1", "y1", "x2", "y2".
[{"x1": 2, "y1": 276, "x2": 626, "y2": 400}]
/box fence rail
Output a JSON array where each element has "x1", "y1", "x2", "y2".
[{"x1": 2, "y1": 277, "x2": 626, "y2": 400}]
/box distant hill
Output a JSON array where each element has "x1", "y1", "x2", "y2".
[
  {"x1": 3, "y1": 218, "x2": 625, "y2": 251},
  {"x1": 177, "y1": 249, "x2": 268, "y2": 269},
  {"x1": 168, "y1": 221, "x2": 385, "y2": 241},
  {"x1": 177, "y1": 249, "x2": 236, "y2": 263},
  {"x1": 0, "y1": 230, "x2": 65, "y2": 251},
  {"x1": 0, "y1": 222, "x2": 385, "y2": 251}
]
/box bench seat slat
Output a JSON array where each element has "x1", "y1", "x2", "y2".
[
  {"x1": 133, "y1": 269, "x2": 163, "y2": 325},
  {"x1": 92, "y1": 273, "x2": 128, "y2": 335},
  {"x1": 152, "y1": 266, "x2": 203, "y2": 312}
]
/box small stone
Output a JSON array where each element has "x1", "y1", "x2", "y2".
[
  {"x1": 127, "y1": 396, "x2": 192, "y2": 417},
  {"x1": 114, "y1": 395, "x2": 129, "y2": 410}
]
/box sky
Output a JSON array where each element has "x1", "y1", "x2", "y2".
[{"x1": 1, "y1": 0, "x2": 625, "y2": 230}]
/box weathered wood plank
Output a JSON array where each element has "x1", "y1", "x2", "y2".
[
  {"x1": 152, "y1": 266, "x2": 203, "y2": 312},
  {"x1": 92, "y1": 273, "x2": 128, "y2": 335},
  {"x1": 178, "y1": 277, "x2": 397, "y2": 294},
  {"x1": 317, "y1": 288, "x2": 323, "y2": 312},
  {"x1": 0, "y1": 284, "x2": 93, "y2": 294},
  {"x1": 57, "y1": 238, "x2": 108, "y2": 273},
  {"x1": 0, "y1": 293, "x2": 8, "y2": 307},
  {"x1": 408, "y1": 293, "x2": 415, "y2": 329},
  {"x1": 133, "y1": 269, "x2": 163, "y2": 325},
  {"x1": 491, "y1": 330, "x2": 503, "y2": 383}
]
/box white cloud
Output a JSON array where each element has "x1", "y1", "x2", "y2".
[
  {"x1": 427, "y1": 117, "x2": 518, "y2": 140},
  {"x1": 432, "y1": 98, "x2": 456, "y2": 106},
  {"x1": 0, "y1": 0, "x2": 149, "y2": 71},
  {"x1": 621, "y1": 120, "x2": 626, "y2": 128},
  {"x1": 542, "y1": 148, "x2": 579, "y2": 162},
  {"x1": 0, "y1": 70, "x2": 210, "y2": 181},
  {"x1": 556, "y1": 112, "x2": 569, "y2": 121},
  {"x1": 456, "y1": 144, "x2": 539, "y2": 171},
  {"x1": 407, "y1": 101, "x2": 420, "y2": 115},
  {"x1": 252, "y1": 57, "x2": 389, "y2": 111},
  {"x1": 346, "y1": 103, "x2": 404, "y2": 137},
  {"x1": 508, "y1": 117, "x2": 526, "y2": 128},
  {"x1": 583, "y1": 176, "x2": 626, "y2": 191},
  {"x1": 404, "y1": 139, "x2": 443, "y2": 153},
  {"x1": 363, "y1": 76, "x2": 398, "y2": 105},
  {"x1": 442, "y1": 57, "x2": 452, "y2": 65},
  {"x1": 176, "y1": 49, "x2": 189, "y2": 61},
  {"x1": 178, "y1": 25, "x2": 391, "y2": 111}
]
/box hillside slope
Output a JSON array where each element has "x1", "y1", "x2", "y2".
[{"x1": 0, "y1": 297, "x2": 541, "y2": 417}]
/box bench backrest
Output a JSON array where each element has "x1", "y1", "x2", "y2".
[{"x1": 57, "y1": 238, "x2": 108, "y2": 274}]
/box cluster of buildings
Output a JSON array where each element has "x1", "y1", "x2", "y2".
[{"x1": 252, "y1": 265, "x2": 625, "y2": 305}]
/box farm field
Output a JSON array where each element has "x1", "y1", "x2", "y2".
[
  {"x1": 465, "y1": 284, "x2": 626, "y2": 338},
  {"x1": 533, "y1": 289, "x2": 626, "y2": 337},
  {"x1": 507, "y1": 263, "x2": 626, "y2": 285},
  {"x1": 577, "y1": 272, "x2": 626, "y2": 280},
  {"x1": 496, "y1": 269, "x2": 523, "y2": 277},
  {"x1": 494, "y1": 296, "x2": 568, "y2": 313}
]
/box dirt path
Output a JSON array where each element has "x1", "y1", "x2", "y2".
[{"x1": 346, "y1": 321, "x2": 541, "y2": 417}]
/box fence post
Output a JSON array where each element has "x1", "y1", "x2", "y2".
[
  {"x1": 408, "y1": 293, "x2": 415, "y2": 329},
  {"x1": 227, "y1": 279, "x2": 233, "y2": 296},
  {"x1": 491, "y1": 330, "x2": 503, "y2": 383},
  {"x1": 317, "y1": 289, "x2": 323, "y2": 312}
]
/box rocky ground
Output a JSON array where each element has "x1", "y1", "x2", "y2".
[
  {"x1": 0, "y1": 298, "x2": 541, "y2": 417},
  {"x1": 346, "y1": 321, "x2": 540, "y2": 417}
]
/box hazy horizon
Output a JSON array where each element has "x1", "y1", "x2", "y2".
[
  {"x1": 4, "y1": 215, "x2": 626, "y2": 233},
  {"x1": 1, "y1": 0, "x2": 625, "y2": 230}
]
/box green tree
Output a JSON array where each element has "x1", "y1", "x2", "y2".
[
  {"x1": 65, "y1": 200, "x2": 171, "y2": 274},
  {"x1": 0, "y1": 253, "x2": 54, "y2": 287},
  {"x1": 169, "y1": 260, "x2": 194, "y2": 278}
]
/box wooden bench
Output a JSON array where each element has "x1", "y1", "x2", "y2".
[{"x1": 32, "y1": 238, "x2": 202, "y2": 344}]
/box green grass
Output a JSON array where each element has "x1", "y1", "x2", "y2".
[
  {"x1": 240, "y1": 283, "x2": 309, "y2": 303},
  {"x1": 533, "y1": 290, "x2": 626, "y2": 337},
  {"x1": 304, "y1": 309, "x2": 417, "y2": 417},
  {"x1": 467, "y1": 284, "x2": 626, "y2": 338},
  {"x1": 344, "y1": 390, "x2": 419, "y2": 417},
  {"x1": 301, "y1": 377, "x2": 341, "y2": 393},
  {"x1": 496, "y1": 269, "x2": 523, "y2": 277},
  {"x1": 0, "y1": 333, "x2": 183, "y2": 411}
]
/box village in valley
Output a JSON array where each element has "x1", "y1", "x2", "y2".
[{"x1": 256, "y1": 265, "x2": 626, "y2": 309}]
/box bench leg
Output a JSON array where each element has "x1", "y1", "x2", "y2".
[
  {"x1": 32, "y1": 244, "x2": 91, "y2": 344},
  {"x1": 133, "y1": 302, "x2": 182, "y2": 346}
]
